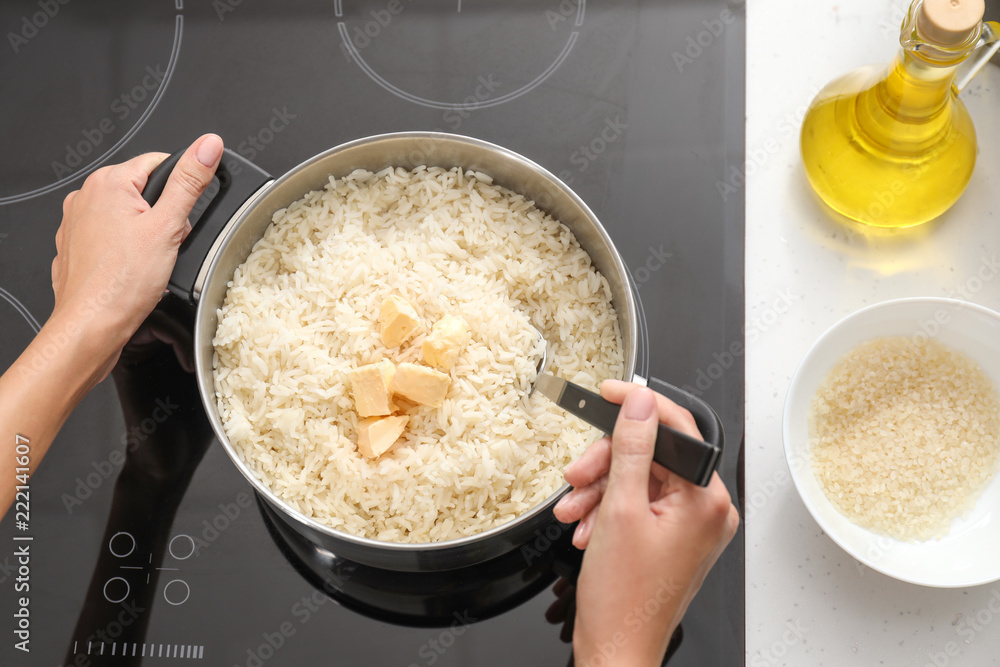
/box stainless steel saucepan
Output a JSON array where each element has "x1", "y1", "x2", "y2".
[{"x1": 142, "y1": 132, "x2": 724, "y2": 571}]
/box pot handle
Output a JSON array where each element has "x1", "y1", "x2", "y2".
[
  {"x1": 142, "y1": 148, "x2": 272, "y2": 303},
  {"x1": 646, "y1": 376, "x2": 724, "y2": 486},
  {"x1": 646, "y1": 376, "x2": 724, "y2": 453},
  {"x1": 551, "y1": 376, "x2": 723, "y2": 486}
]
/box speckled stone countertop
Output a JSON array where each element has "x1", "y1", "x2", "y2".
[{"x1": 745, "y1": 0, "x2": 1000, "y2": 665}]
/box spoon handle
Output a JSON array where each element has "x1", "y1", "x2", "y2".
[{"x1": 538, "y1": 374, "x2": 722, "y2": 487}]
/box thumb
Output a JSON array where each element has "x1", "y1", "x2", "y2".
[
  {"x1": 605, "y1": 387, "x2": 658, "y2": 505},
  {"x1": 149, "y1": 134, "x2": 223, "y2": 232}
]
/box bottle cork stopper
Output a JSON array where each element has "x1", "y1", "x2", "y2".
[{"x1": 917, "y1": 0, "x2": 985, "y2": 46}]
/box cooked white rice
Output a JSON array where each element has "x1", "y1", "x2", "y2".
[
  {"x1": 213, "y1": 166, "x2": 624, "y2": 543},
  {"x1": 810, "y1": 336, "x2": 1000, "y2": 541}
]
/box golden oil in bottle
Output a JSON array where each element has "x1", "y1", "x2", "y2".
[{"x1": 800, "y1": 0, "x2": 994, "y2": 228}]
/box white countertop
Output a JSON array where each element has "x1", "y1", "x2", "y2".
[{"x1": 745, "y1": 0, "x2": 1000, "y2": 665}]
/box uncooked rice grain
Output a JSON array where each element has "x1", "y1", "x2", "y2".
[
  {"x1": 810, "y1": 336, "x2": 1000, "y2": 541},
  {"x1": 213, "y1": 166, "x2": 624, "y2": 543}
]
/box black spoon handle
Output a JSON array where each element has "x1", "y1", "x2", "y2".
[{"x1": 542, "y1": 375, "x2": 722, "y2": 487}]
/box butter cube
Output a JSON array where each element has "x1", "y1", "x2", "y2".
[
  {"x1": 391, "y1": 395, "x2": 417, "y2": 413},
  {"x1": 390, "y1": 362, "x2": 451, "y2": 407},
  {"x1": 379, "y1": 295, "x2": 421, "y2": 348},
  {"x1": 357, "y1": 415, "x2": 409, "y2": 459},
  {"x1": 347, "y1": 360, "x2": 396, "y2": 417},
  {"x1": 422, "y1": 315, "x2": 470, "y2": 370}
]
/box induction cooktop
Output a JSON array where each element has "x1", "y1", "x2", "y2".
[{"x1": 0, "y1": 1, "x2": 745, "y2": 665}]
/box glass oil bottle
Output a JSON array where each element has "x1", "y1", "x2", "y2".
[{"x1": 800, "y1": 0, "x2": 999, "y2": 228}]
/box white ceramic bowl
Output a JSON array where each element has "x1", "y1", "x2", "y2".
[{"x1": 783, "y1": 297, "x2": 1000, "y2": 587}]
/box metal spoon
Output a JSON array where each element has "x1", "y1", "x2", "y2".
[{"x1": 530, "y1": 328, "x2": 721, "y2": 487}]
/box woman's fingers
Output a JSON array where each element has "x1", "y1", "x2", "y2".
[
  {"x1": 61, "y1": 190, "x2": 78, "y2": 216},
  {"x1": 564, "y1": 436, "x2": 612, "y2": 488},
  {"x1": 572, "y1": 504, "x2": 599, "y2": 549},
  {"x1": 553, "y1": 475, "x2": 608, "y2": 524},
  {"x1": 116, "y1": 152, "x2": 170, "y2": 194},
  {"x1": 557, "y1": 436, "x2": 612, "y2": 524},
  {"x1": 600, "y1": 379, "x2": 702, "y2": 440},
  {"x1": 50, "y1": 257, "x2": 60, "y2": 292},
  {"x1": 560, "y1": 383, "x2": 708, "y2": 538},
  {"x1": 726, "y1": 503, "x2": 741, "y2": 540},
  {"x1": 565, "y1": 382, "x2": 703, "y2": 494},
  {"x1": 179, "y1": 219, "x2": 194, "y2": 244},
  {"x1": 560, "y1": 383, "x2": 722, "y2": 556},
  {"x1": 147, "y1": 134, "x2": 223, "y2": 240},
  {"x1": 651, "y1": 472, "x2": 739, "y2": 547},
  {"x1": 602, "y1": 387, "x2": 659, "y2": 507}
]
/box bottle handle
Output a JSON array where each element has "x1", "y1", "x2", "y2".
[{"x1": 956, "y1": 21, "x2": 1000, "y2": 93}]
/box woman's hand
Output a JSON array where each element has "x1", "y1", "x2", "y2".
[
  {"x1": 554, "y1": 380, "x2": 739, "y2": 666},
  {"x1": 0, "y1": 135, "x2": 223, "y2": 517},
  {"x1": 49, "y1": 134, "x2": 223, "y2": 385}
]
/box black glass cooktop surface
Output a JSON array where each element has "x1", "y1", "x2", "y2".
[{"x1": 0, "y1": 1, "x2": 745, "y2": 665}]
